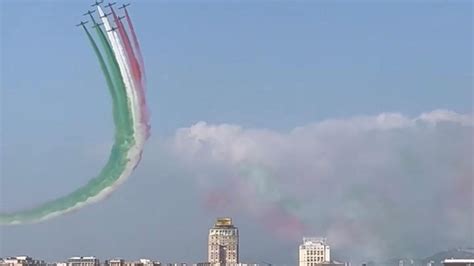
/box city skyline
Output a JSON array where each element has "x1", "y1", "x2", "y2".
[
  {"x1": 1, "y1": 0, "x2": 472, "y2": 264},
  {"x1": 1, "y1": 239, "x2": 473, "y2": 266}
]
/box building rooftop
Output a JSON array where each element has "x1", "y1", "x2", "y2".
[
  {"x1": 213, "y1": 217, "x2": 236, "y2": 229},
  {"x1": 443, "y1": 259, "x2": 474, "y2": 263},
  {"x1": 68, "y1": 257, "x2": 98, "y2": 260},
  {"x1": 2, "y1": 256, "x2": 38, "y2": 262},
  {"x1": 302, "y1": 237, "x2": 328, "y2": 245}
]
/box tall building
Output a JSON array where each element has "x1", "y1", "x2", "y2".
[
  {"x1": 208, "y1": 217, "x2": 239, "y2": 265},
  {"x1": 299, "y1": 237, "x2": 331, "y2": 266},
  {"x1": 67, "y1": 257, "x2": 100, "y2": 266}
]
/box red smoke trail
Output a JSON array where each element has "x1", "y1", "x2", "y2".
[
  {"x1": 111, "y1": 8, "x2": 142, "y2": 82},
  {"x1": 115, "y1": 7, "x2": 150, "y2": 138},
  {"x1": 203, "y1": 175, "x2": 305, "y2": 240},
  {"x1": 124, "y1": 8, "x2": 146, "y2": 85},
  {"x1": 261, "y1": 206, "x2": 305, "y2": 240}
]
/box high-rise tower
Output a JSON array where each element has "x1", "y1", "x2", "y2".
[{"x1": 208, "y1": 217, "x2": 239, "y2": 265}]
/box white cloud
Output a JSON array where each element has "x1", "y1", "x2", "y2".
[
  {"x1": 418, "y1": 109, "x2": 473, "y2": 126},
  {"x1": 167, "y1": 110, "x2": 473, "y2": 260}
]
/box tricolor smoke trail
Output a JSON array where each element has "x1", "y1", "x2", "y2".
[{"x1": 0, "y1": 3, "x2": 149, "y2": 225}]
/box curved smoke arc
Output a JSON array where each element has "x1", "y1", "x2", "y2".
[{"x1": 0, "y1": 4, "x2": 149, "y2": 225}]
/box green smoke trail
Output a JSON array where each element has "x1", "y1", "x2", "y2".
[
  {"x1": 94, "y1": 21, "x2": 134, "y2": 141},
  {"x1": 87, "y1": 25, "x2": 122, "y2": 137},
  {"x1": 0, "y1": 24, "x2": 136, "y2": 225}
]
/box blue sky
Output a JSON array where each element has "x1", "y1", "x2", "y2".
[
  {"x1": 2, "y1": 1, "x2": 472, "y2": 135},
  {"x1": 1, "y1": 0, "x2": 472, "y2": 264}
]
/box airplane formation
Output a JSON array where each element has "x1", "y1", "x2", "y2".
[{"x1": 76, "y1": 1, "x2": 131, "y2": 32}]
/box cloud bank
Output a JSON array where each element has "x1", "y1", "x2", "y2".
[{"x1": 168, "y1": 110, "x2": 473, "y2": 261}]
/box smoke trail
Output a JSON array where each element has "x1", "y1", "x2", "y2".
[
  {"x1": 111, "y1": 8, "x2": 141, "y2": 84},
  {"x1": 98, "y1": 5, "x2": 146, "y2": 169},
  {"x1": 122, "y1": 6, "x2": 150, "y2": 139},
  {"x1": 123, "y1": 7, "x2": 145, "y2": 83},
  {"x1": 98, "y1": 6, "x2": 138, "y2": 138},
  {"x1": 238, "y1": 163, "x2": 306, "y2": 238},
  {"x1": 0, "y1": 5, "x2": 149, "y2": 225},
  {"x1": 171, "y1": 113, "x2": 473, "y2": 253},
  {"x1": 110, "y1": 6, "x2": 149, "y2": 139}
]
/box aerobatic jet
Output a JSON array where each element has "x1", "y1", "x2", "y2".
[
  {"x1": 75, "y1": 21, "x2": 88, "y2": 27},
  {"x1": 118, "y1": 3, "x2": 130, "y2": 9},
  {"x1": 91, "y1": 0, "x2": 103, "y2": 7},
  {"x1": 83, "y1": 9, "x2": 101, "y2": 25},
  {"x1": 83, "y1": 10, "x2": 95, "y2": 16},
  {"x1": 105, "y1": 2, "x2": 116, "y2": 8}
]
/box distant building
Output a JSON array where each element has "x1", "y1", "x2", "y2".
[
  {"x1": 48, "y1": 263, "x2": 67, "y2": 266},
  {"x1": 124, "y1": 260, "x2": 160, "y2": 266},
  {"x1": 193, "y1": 263, "x2": 212, "y2": 266},
  {"x1": 67, "y1": 257, "x2": 100, "y2": 266},
  {"x1": 208, "y1": 217, "x2": 239, "y2": 265},
  {"x1": 443, "y1": 260, "x2": 474, "y2": 266},
  {"x1": 0, "y1": 256, "x2": 46, "y2": 266},
  {"x1": 299, "y1": 237, "x2": 331, "y2": 266},
  {"x1": 194, "y1": 262, "x2": 254, "y2": 266},
  {"x1": 47, "y1": 262, "x2": 67, "y2": 266},
  {"x1": 105, "y1": 260, "x2": 125, "y2": 266},
  {"x1": 399, "y1": 259, "x2": 416, "y2": 266}
]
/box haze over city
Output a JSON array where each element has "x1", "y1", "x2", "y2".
[{"x1": 1, "y1": 0, "x2": 472, "y2": 265}]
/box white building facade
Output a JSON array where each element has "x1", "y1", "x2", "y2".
[
  {"x1": 105, "y1": 260, "x2": 125, "y2": 266},
  {"x1": 67, "y1": 257, "x2": 100, "y2": 266},
  {"x1": 299, "y1": 237, "x2": 331, "y2": 266},
  {"x1": 208, "y1": 217, "x2": 239, "y2": 265}
]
